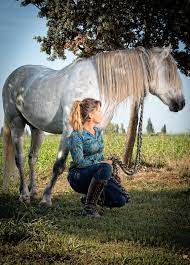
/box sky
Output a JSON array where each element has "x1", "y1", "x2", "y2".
[{"x1": 0, "y1": 0, "x2": 190, "y2": 133}]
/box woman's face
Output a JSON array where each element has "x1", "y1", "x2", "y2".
[{"x1": 89, "y1": 104, "x2": 103, "y2": 124}]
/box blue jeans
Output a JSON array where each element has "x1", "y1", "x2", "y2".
[{"x1": 67, "y1": 162, "x2": 129, "y2": 208}]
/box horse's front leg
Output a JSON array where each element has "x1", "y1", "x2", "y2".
[{"x1": 39, "y1": 132, "x2": 70, "y2": 207}]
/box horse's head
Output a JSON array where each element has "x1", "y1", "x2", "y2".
[{"x1": 149, "y1": 46, "x2": 185, "y2": 112}]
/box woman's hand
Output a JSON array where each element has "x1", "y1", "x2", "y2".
[
  {"x1": 114, "y1": 174, "x2": 122, "y2": 183},
  {"x1": 100, "y1": 159, "x2": 113, "y2": 165}
]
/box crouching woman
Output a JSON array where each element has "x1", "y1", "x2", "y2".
[{"x1": 67, "y1": 98, "x2": 129, "y2": 217}]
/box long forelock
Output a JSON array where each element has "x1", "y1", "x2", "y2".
[{"x1": 163, "y1": 55, "x2": 181, "y2": 91}]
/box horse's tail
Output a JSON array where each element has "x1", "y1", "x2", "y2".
[{"x1": 2, "y1": 122, "x2": 16, "y2": 191}]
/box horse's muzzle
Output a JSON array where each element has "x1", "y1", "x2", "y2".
[{"x1": 169, "y1": 98, "x2": 185, "y2": 112}]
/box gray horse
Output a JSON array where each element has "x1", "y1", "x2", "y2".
[{"x1": 2, "y1": 46, "x2": 185, "y2": 206}]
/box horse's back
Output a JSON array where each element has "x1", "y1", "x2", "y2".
[
  {"x1": 2, "y1": 65, "x2": 56, "y2": 124},
  {"x1": 2, "y1": 59, "x2": 100, "y2": 133},
  {"x1": 2, "y1": 65, "x2": 55, "y2": 98}
]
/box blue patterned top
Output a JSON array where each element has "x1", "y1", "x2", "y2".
[{"x1": 68, "y1": 126, "x2": 104, "y2": 171}]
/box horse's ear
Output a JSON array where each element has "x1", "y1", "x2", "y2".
[{"x1": 160, "y1": 45, "x2": 171, "y2": 60}]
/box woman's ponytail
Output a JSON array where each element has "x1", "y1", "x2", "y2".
[
  {"x1": 68, "y1": 100, "x2": 83, "y2": 131},
  {"x1": 69, "y1": 98, "x2": 102, "y2": 132}
]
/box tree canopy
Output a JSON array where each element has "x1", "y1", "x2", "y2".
[{"x1": 19, "y1": 0, "x2": 190, "y2": 76}]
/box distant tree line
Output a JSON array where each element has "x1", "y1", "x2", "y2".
[
  {"x1": 104, "y1": 119, "x2": 167, "y2": 135},
  {"x1": 102, "y1": 118, "x2": 168, "y2": 135},
  {"x1": 103, "y1": 122, "x2": 126, "y2": 134},
  {"x1": 0, "y1": 121, "x2": 168, "y2": 137},
  {"x1": 146, "y1": 118, "x2": 167, "y2": 135}
]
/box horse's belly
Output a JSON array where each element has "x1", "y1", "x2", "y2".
[
  {"x1": 23, "y1": 110, "x2": 63, "y2": 133},
  {"x1": 17, "y1": 99, "x2": 63, "y2": 133}
]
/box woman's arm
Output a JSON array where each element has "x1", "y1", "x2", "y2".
[
  {"x1": 98, "y1": 128, "x2": 112, "y2": 165},
  {"x1": 69, "y1": 132, "x2": 96, "y2": 168}
]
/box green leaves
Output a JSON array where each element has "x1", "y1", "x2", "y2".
[{"x1": 19, "y1": 0, "x2": 190, "y2": 75}]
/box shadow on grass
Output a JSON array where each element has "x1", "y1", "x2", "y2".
[{"x1": 0, "y1": 188, "x2": 189, "y2": 252}]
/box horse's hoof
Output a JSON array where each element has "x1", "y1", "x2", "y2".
[
  {"x1": 19, "y1": 194, "x2": 31, "y2": 204},
  {"x1": 39, "y1": 195, "x2": 52, "y2": 207},
  {"x1": 39, "y1": 199, "x2": 52, "y2": 207},
  {"x1": 30, "y1": 189, "x2": 38, "y2": 200}
]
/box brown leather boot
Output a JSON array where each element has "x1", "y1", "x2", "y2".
[
  {"x1": 82, "y1": 177, "x2": 107, "y2": 217},
  {"x1": 80, "y1": 193, "x2": 104, "y2": 206}
]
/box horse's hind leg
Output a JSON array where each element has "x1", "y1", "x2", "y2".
[
  {"x1": 10, "y1": 116, "x2": 30, "y2": 203},
  {"x1": 40, "y1": 133, "x2": 69, "y2": 207},
  {"x1": 28, "y1": 126, "x2": 44, "y2": 199}
]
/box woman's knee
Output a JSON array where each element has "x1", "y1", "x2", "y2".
[{"x1": 96, "y1": 163, "x2": 113, "y2": 180}]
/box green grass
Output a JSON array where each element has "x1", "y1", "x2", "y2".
[{"x1": 0, "y1": 134, "x2": 190, "y2": 264}]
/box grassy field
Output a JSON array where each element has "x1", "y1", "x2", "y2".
[{"x1": 0, "y1": 134, "x2": 190, "y2": 264}]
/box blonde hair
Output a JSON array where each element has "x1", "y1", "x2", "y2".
[{"x1": 68, "y1": 98, "x2": 102, "y2": 131}]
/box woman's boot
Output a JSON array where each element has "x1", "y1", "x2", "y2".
[
  {"x1": 82, "y1": 177, "x2": 107, "y2": 217},
  {"x1": 80, "y1": 192, "x2": 104, "y2": 206}
]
